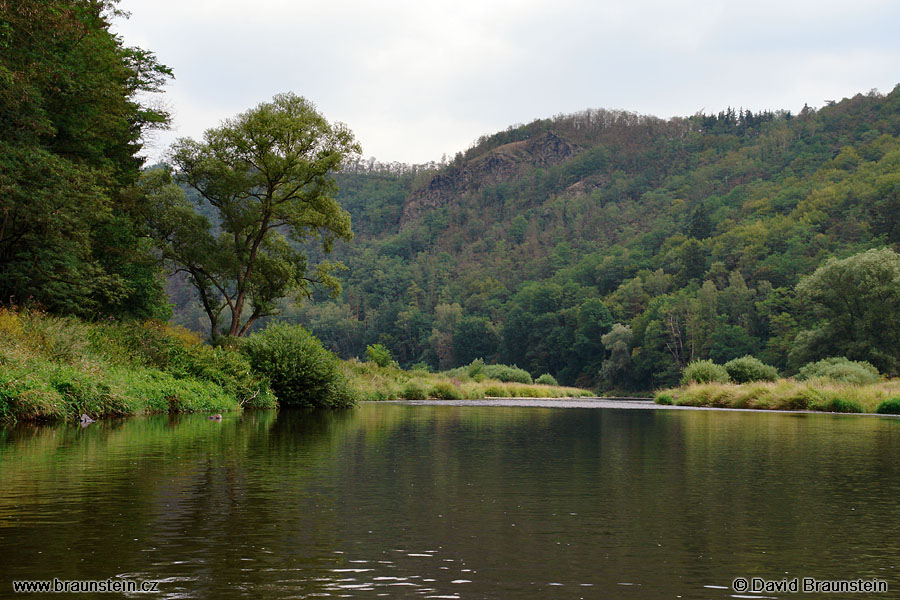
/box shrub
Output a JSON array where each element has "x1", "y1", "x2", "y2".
[
  {"x1": 429, "y1": 382, "x2": 463, "y2": 400},
  {"x1": 401, "y1": 382, "x2": 428, "y2": 400},
  {"x1": 481, "y1": 363, "x2": 533, "y2": 384},
  {"x1": 655, "y1": 393, "x2": 674, "y2": 405},
  {"x1": 876, "y1": 397, "x2": 900, "y2": 415},
  {"x1": 175, "y1": 344, "x2": 275, "y2": 408},
  {"x1": 467, "y1": 358, "x2": 485, "y2": 378},
  {"x1": 365, "y1": 343, "x2": 395, "y2": 368},
  {"x1": 681, "y1": 360, "x2": 730, "y2": 385},
  {"x1": 724, "y1": 356, "x2": 779, "y2": 383},
  {"x1": 797, "y1": 357, "x2": 880, "y2": 385},
  {"x1": 242, "y1": 323, "x2": 356, "y2": 408},
  {"x1": 535, "y1": 373, "x2": 559, "y2": 386}
]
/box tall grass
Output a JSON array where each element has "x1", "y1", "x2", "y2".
[
  {"x1": 0, "y1": 308, "x2": 274, "y2": 422},
  {"x1": 655, "y1": 379, "x2": 900, "y2": 414},
  {"x1": 341, "y1": 358, "x2": 592, "y2": 402}
]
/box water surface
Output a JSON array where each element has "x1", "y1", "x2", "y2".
[{"x1": 1, "y1": 404, "x2": 898, "y2": 598}]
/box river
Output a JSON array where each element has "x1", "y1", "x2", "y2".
[{"x1": 1, "y1": 402, "x2": 898, "y2": 598}]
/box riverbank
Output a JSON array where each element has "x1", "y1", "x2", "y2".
[
  {"x1": 0, "y1": 308, "x2": 276, "y2": 422},
  {"x1": 0, "y1": 308, "x2": 594, "y2": 423},
  {"x1": 379, "y1": 397, "x2": 900, "y2": 417},
  {"x1": 654, "y1": 379, "x2": 900, "y2": 414}
]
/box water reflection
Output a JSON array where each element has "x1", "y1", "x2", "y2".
[{"x1": 1, "y1": 406, "x2": 899, "y2": 598}]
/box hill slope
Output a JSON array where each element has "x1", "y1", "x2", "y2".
[{"x1": 178, "y1": 86, "x2": 900, "y2": 390}]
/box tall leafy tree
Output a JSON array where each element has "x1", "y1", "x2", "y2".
[
  {"x1": 0, "y1": 0, "x2": 172, "y2": 318},
  {"x1": 152, "y1": 93, "x2": 360, "y2": 338}
]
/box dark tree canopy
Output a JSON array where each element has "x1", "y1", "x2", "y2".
[
  {"x1": 792, "y1": 248, "x2": 900, "y2": 375},
  {"x1": 0, "y1": 0, "x2": 172, "y2": 318}
]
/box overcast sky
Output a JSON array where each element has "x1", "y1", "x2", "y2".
[{"x1": 114, "y1": 0, "x2": 900, "y2": 165}]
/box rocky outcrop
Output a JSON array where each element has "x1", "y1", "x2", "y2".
[{"x1": 399, "y1": 131, "x2": 579, "y2": 227}]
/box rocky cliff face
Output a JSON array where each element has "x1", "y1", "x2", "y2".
[{"x1": 399, "y1": 131, "x2": 580, "y2": 227}]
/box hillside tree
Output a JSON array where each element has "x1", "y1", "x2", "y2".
[{"x1": 792, "y1": 247, "x2": 900, "y2": 375}]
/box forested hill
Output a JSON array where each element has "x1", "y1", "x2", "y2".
[{"x1": 191, "y1": 86, "x2": 900, "y2": 390}]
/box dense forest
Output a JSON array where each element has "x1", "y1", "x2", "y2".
[
  {"x1": 0, "y1": 0, "x2": 173, "y2": 320},
  {"x1": 166, "y1": 87, "x2": 900, "y2": 390}
]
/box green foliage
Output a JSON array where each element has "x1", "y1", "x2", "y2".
[
  {"x1": 681, "y1": 360, "x2": 730, "y2": 385},
  {"x1": 0, "y1": 309, "x2": 255, "y2": 421},
  {"x1": 794, "y1": 248, "x2": 900, "y2": 375},
  {"x1": 709, "y1": 323, "x2": 759, "y2": 364},
  {"x1": 0, "y1": 0, "x2": 173, "y2": 319},
  {"x1": 242, "y1": 323, "x2": 356, "y2": 409},
  {"x1": 658, "y1": 376, "x2": 900, "y2": 413},
  {"x1": 655, "y1": 393, "x2": 674, "y2": 405},
  {"x1": 535, "y1": 373, "x2": 559, "y2": 386},
  {"x1": 452, "y1": 316, "x2": 500, "y2": 365},
  {"x1": 876, "y1": 398, "x2": 900, "y2": 415},
  {"x1": 401, "y1": 382, "x2": 428, "y2": 400},
  {"x1": 443, "y1": 360, "x2": 534, "y2": 384},
  {"x1": 481, "y1": 364, "x2": 533, "y2": 384},
  {"x1": 797, "y1": 357, "x2": 881, "y2": 385},
  {"x1": 429, "y1": 382, "x2": 463, "y2": 400},
  {"x1": 153, "y1": 92, "x2": 360, "y2": 338},
  {"x1": 89, "y1": 321, "x2": 273, "y2": 407},
  {"x1": 366, "y1": 344, "x2": 395, "y2": 367},
  {"x1": 808, "y1": 397, "x2": 863, "y2": 414},
  {"x1": 189, "y1": 86, "x2": 900, "y2": 394},
  {"x1": 724, "y1": 356, "x2": 779, "y2": 383},
  {"x1": 483, "y1": 385, "x2": 508, "y2": 397},
  {"x1": 600, "y1": 323, "x2": 633, "y2": 384}
]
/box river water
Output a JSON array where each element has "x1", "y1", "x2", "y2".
[{"x1": 1, "y1": 402, "x2": 899, "y2": 599}]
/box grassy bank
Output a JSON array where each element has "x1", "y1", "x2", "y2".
[
  {"x1": 342, "y1": 359, "x2": 593, "y2": 402},
  {"x1": 654, "y1": 379, "x2": 900, "y2": 414},
  {"x1": 0, "y1": 308, "x2": 276, "y2": 422},
  {"x1": 0, "y1": 308, "x2": 593, "y2": 423}
]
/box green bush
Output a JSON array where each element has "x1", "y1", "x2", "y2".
[
  {"x1": 175, "y1": 344, "x2": 276, "y2": 408},
  {"x1": 481, "y1": 363, "x2": 533, "y2": 384},
  {"x1": 428, "y1": 382, "x2": 463, "y2": 400},
  {"x1": 797, "y1": 357, "x2": 880, "y2": 385},
  {"x1": 467, "y1": 358, "x2": 485, "y2": 378},
  {"x1": 681, "y1": 360, "x2": 730, "y2": 385},
  {"x1": 876, "y1": 397, "x2": 900, "y2": 415},
  {"x1": 242, "y1": 323, "x2": 356, "y2": 409},
  {"x1": 655, "y1": 393, "x2": 674, "y2": 405},
  {"x1": 365, "y1": 343, "x2": 395, "y2": 368},
  {"x1": 724, "y1": 356, "x2": 779, "y2": 383},
  {"x1": 401, "y1": 382, "x2": 428, "y2": 400},
  {"x1": 535, "y1": 373, "x2": 559, "y2": 386}
]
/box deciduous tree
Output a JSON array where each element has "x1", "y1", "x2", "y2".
[{"x1": 149, "y1": 93, "x2": 360, "y2": 338}]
